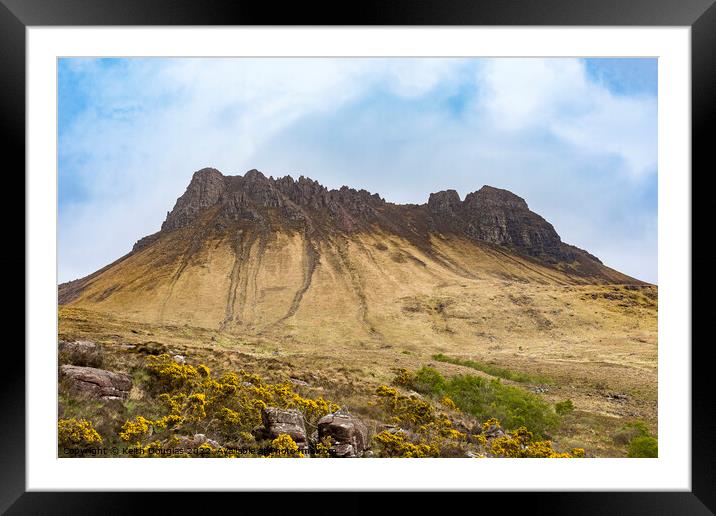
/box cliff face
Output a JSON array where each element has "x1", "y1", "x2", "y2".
[
  {"x1": 428, "y1": 186, "x2": 582, "y2": 263},
  {"x1": 161, "y1": 168, "x2": 226, "y2": 232},
  {"x1": 152, "y1": 168, "x2": 591, "y2": 266},
  {"x1": 155, "y1": 168, "x2": 387, "y2": 234}
]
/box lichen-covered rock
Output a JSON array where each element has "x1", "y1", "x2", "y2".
[
  {"x1": 59, "y1": 365, "x2": 132, "y2": 400},
  {"x1": 317, "y1": 412, "x2": 369, "y2": 458},
  {"x1": 257, "y1": 408, "x2": 308, "y2": 450}
]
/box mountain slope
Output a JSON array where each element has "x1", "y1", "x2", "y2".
[{"x1": 59, "y1": 168, "x2": 644, "y2": 339}]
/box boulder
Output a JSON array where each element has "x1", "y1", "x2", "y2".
[
  {"x1": 317, "y1": 412, "x2": 369, "y2": 458},
  {"x1": 330, "y1": 443, "x2": 356, "y2": 458},
  {"x1": 59, "y1": 340, "x2": 98, "y2": 354},
  {"x1": 59, "y1": 365, "x2": 132, "y2": 400},
  {"x1": 258, "y1": 408, "x2": 308, "y2": 450},
  {"x1": 58, "y1": 340, "x2": 103, "y2": 367}
]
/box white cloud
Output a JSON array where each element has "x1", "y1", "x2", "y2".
[
  {"x1": 58, "y1": 57, "x2": 657, "y2": 284},
  {"x1": 478, "y1": 58, "x2": 657, "y2": 179}
]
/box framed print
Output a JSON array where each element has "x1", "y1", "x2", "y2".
[{"x1": 4, "y1": 0, "x2": 712, "y2": 513}]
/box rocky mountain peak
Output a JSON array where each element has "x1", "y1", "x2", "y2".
[
  {"x1": 459, "y1": 186, "x2": 568, "y2": 261},
  {"x1": 428, "y1": 190, "x2": 462, "y2": 216},
  {"x1": 160, "y1": 169, "x2": 392, "y2": 233},
  {"x1": 424, "y1": 184, "x2": 571, "y2": 262},
  {"x1": 243, "y1": 169, "x2": 266, "y2": 182},
  {"x1": 153, "y1": 167, "x2": 595, "y2": 267},
  {"x1": 193, "y1": 166, "x2": 224, "y2": 180},
  {"x1": 464, "y1": 185, "x2": 529, "y2": 210},
  {"x1": 161, "y1": 167, "x2": 226, "y2": 232}
]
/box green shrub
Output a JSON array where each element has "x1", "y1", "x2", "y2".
[
  {"x1": 613, "y1": 420, "x2": 650, "y2": 445},
  {"x1": 411, "y1": 366, "x2": 446, "y2": 394},
  {"x1": 447, "y1": 375, "x2": 559, "y2": 437},
  {"x1": 627, "y1": 436, "x2": 658, "y2": 458},
  {"x1": 555, "y1": 400, "x2": 575, "y2": 416},
  {"x1": 614, "y1": 420, "x2": 657, "y2": 457},
  {"x1": 394, "y1": 367, "x2": 558, "y2": 437}
]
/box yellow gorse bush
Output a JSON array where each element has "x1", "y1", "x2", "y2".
[
  {"x1": 146, "y1": 354, "x2": 200, "y2": 390},
  {"x1": 58, "y1": 418, "x2": 103, "y2": 447},
  {"x1": 487, "y1": 425, "x2": 577, "y2": 458},
  {"x1": 375, "y1": 385, "x2": 435, "y2": 425},
  {"x1": 119, "y1": 415, "x2": 153, "y2": 443},
  {"x1": 153, "y1": 414, "x2": 183, "y2": 431},
  {"x1": 392, "y1": 368, "x2": 415, "y2": 388},
  {"x1": 482, "y1": 418, "x2": 501, "y2": 433},
  {"x1": 119, "y1": 354, "x2": 339, "y2": 455},
  {"x1": 186, "y1": 393, "x2": 207, "y2": 421},
  {"x1": 373, "y1": 430, "x2": 439, "y2": 458},
  {"x1": 314, "y1": 436, "x2": 334, "y2": 458},
  {"x1": 440, "y1": 395, "x2": 459, "y2": 412},
  {"x1": 269, "y1": 434, "x2": 304, "y2": 458},
  {"x1": 571, "y1": 447, "x2": 586, "y2": 458},
  {"x1": 374, "y1": 384, "x2": 579, "y2": 458},
  {"x1": 374, "y1": 385, "x2": 467, "y2": 456}
]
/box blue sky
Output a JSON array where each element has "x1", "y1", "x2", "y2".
[{"x1": 58, "y1": 58, "x2": 657, "y2": 283}]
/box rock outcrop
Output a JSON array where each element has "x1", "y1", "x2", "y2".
[
  {"x1": 427, "y1": 189, "x2": 462, "y2": 217},
  {"x1": 429, "y1": 185, "x2": 576, "y2": 262},
  {"x1": 59, "y1": 365, "x2": 132, "y2": 400},
  {"x1": 317, "y1": 412, "x2": 369, "y2": 458},
  {"x1": 161, "y1": 168, "x2": 227, "y2": 232},
  {"x1": 58, "y1": 340, "x2": 98, "y2": 354},
  {"x1": 159, "y1": 168, "x2": 387, "y2": 234},
  {"x1": 256, "y1": 407, "x2": 309, "y2": 451},
  {"x1": 149, "y1": 168, "x2": 592, "y2": 266}
]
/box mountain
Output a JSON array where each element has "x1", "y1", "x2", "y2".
[{"x1": 59, "y1": 167, "x2": 643, "y2": 338}]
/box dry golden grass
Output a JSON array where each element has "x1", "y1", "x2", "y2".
[{"x1": 59, "y1": 229, "x2": 656, "y2": 457}]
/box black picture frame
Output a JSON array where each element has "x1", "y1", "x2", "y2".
[{"x1": 3, "y1": 0, "x2": 710, "y2": 513}]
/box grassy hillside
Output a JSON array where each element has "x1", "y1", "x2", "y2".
[
  {"x1": 59, "y1": 267, "x2": 657, "y2": 458},
  {"x1": 58, "y1": 217, "x2": 656, "y2": 458}
]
